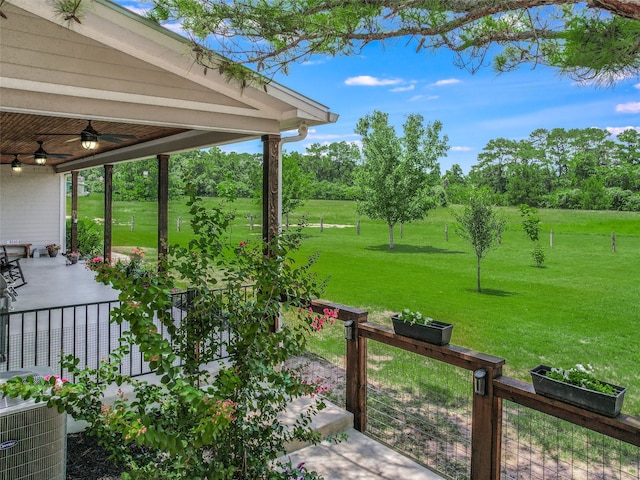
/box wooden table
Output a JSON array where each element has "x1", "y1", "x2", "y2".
[{"x1": 0, "y1": 243, "x2": 32, "y2": 258}]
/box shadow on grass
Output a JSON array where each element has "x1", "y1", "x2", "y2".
[
  {"x1": 366, "y1": 244, "x2": 466, "y2": 254},
  {"x1": 465, "y1": 288, "x2": 518, "y2": 297}
]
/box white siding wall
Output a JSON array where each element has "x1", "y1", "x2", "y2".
[{"x1": 0, "y1": 165, "x2": 65, "y2": 255}]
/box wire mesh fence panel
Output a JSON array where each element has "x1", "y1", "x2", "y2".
[
  {"x1": 501, "y1": 400, "x2": 640, "y2": 479},
  {"x1": 365, "y1": 340, "x2": 473, "y2": 479},
  {"x1": 284, "y1": 315, "x2": 347, "y2": 409}
]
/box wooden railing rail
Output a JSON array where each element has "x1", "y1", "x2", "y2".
[{"x1": 494, "y1": 376, "x2": 640, "y2": 447}]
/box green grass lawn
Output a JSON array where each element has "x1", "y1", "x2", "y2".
[{"x1": 72, "y1": 195, "x2": 640, "y2": 414}]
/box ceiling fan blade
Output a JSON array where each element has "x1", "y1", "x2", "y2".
[
  {"x1": 64, "y1": 137, "x2": 81, "y2": 143},
  {"x1": 100, "y1": 134, "x2": 137, "y2": 141}
]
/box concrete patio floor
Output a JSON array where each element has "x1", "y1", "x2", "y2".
[{"x1": 9, "y1": 256, "x2": 118, "y2": 312}]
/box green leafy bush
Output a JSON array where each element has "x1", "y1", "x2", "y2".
[
  {"x1": 66, "y1": 218, "x2": 103, "y2": 258},
  {"x1": 4, "y1": 195, "x2": 333, "y2": 480}
]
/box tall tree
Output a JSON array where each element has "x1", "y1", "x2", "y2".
[
  {"x1": 149, "y1": 1, "x2": 640, "y2": 85},
  {"x1": 453, "y1": 190, "x2": 506, "y2": 292},
  {"x1": 355, "y1": 111, "x2": 448, "y2": 249}
]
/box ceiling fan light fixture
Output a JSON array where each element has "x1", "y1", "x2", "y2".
[
  {"x1": 11, "y1": 155, "x2": 22, "y2": 173},
  {"x1": 80, "y1": 120, "x2": 99, "y2": 150},
  {"x1": 34, "y1": 141, "x2": 48, "y2": 165}
]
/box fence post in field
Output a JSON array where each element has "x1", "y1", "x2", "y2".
[
  {"x1": 550, "y1": 229, "x2": 553, "y2": 248},
  {"x1": 612, "y1": 231, "x2": 616, "y2": 253},
  {"x1": 357, "y1": 219, "x2": 361, "y2": 236},
  {"x1": 471, "y1": 364, "x2": 504, "y2": 480},
  {"x1": 400, "y1": 223, "x2": 403, "y2": 239},
  {"x1": 250, "y1": 214, "x2": 254, "y2": 231},
  {"x1": 445, "y1": 223, "x2": 448, "y2": 242},
  {"x1": 498, "y1": 233, "x2": 501, "y2": 245},
  {"x1": 177, "y1": 216, "x2": 181, "y2": 232},
  {"x1": 131, "y1": 216, "x2": 134, "y2": 232},
  {"x1": 286, "y1": 213, "x2": 289, "y2": 231},
  {"x1": 320, "y1": 217, "x2": 323, "y2": 232}
]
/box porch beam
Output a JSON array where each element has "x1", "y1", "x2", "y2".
[
  {"x1": 157, "y1": 154, "x2": 169, "y2": 272},
  {"x1": 261, "y1": 134, "x2": 280, "y2": 248},
  {"x1": 71, "y1": 171, "x2": 78, "y2": 253},
  {"x1": 104, "y1": 164, "x2": 113, "y2": 264}
]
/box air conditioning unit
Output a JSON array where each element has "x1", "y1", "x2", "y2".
[{"x1": 0, "y1": 368, "x2": 66, "y2": 480}]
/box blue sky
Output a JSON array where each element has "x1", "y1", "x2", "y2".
[{"x1": 117, "y1": 1, "x2": 640, "y2": 173}]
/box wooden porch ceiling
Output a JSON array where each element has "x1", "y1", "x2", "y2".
[{"x1": 0, "y1": 112, "x2": 188, "y2": 168}]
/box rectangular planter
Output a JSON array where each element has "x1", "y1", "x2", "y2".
[
  {"x1": 391, "y1": 315, "x2": 453, "y2": 346},
  {"x1": 530, "y1": 364, "x2": 626, "y2": 417}
]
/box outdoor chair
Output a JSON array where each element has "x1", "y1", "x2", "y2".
[{"x1": 0, "y1": 246, "x2": 27, "y2": 288}]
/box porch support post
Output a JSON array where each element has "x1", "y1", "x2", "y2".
[
  {"x1": 261, "y1": 134, "x2": 280, "y2": 333},
  {"x1": 71, "y1": 171, "x2": 78, "y2": 253},
  {"x1": 157, "y1": 154, "x2": 170, "y2": 273},
  {"x1": 261, "y1": 134, "x2": 280, "y2": 248},
  {"x1": 103, "y1": 164, "x2": 113, "y2": 264}
]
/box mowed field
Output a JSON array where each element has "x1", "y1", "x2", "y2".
[{"x1": 74, "y1": 195, "x2": 640, "y2": 414}]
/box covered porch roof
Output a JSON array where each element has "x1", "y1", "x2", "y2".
[{"x1": 0, "y1": 0, "x2": 337, "y2": 172}]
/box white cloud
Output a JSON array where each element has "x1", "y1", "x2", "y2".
[
  {"x1": 390, "y1": 85, "x2": 415, "y2": 93},
  {"x1": 616, "y1": 102, "x2": 640, "y2": 113},
  {"x1": 431, "y1": 78, "x2": 462, "y2": 87},
  {"x1": 634, "y1": 83, "x2": 640, "y2": 90},
  {"x1": 410, "y1": 95, "x2": 439, "y2": 102},
  {"x1": 161, "y1": 22, "x2": 187, "y2": 35},
  {"x1": 345, "y1": 76, "x2": 402, "y2": 86},
  {"x1": 606, "y1": 126, "x2": 640, "y2": 136},
  {"x1": 451, "y1": 146, "x2": 473, "y2": 152}
]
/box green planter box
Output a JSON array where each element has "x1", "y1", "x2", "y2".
[
  {"x1": 391, "y1": 315, "x2": 453, "y2": 346},
  {"x1": 530, "y1": 364, "x2": 626, "y2": 417}
]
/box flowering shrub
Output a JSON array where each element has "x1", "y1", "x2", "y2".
[
  {"x1": 546, "y1": 364, "x2": 616, "y2": 395},
  {"x1": 300, "y1": 307, "x2": 338, "y2": 331},
  {"x1": 2, "y1": 194, "x2": 329, "y2": 480},
  {"x1": 45, "y1": 243, "x2": 60, "y2": 252},
  {"x1": 130, "y1": 247, "x2": 145, "y2": 261}
]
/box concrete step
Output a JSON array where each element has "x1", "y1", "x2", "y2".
[
  {"x1": 280, "y1": 396, "x2": 354, "y2": 453},
  {"x1": 281, "y1": 428, "x2": 446, "y2": 480}
]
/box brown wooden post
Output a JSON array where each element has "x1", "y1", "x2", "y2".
[
  {"x1": 262, "y1": 134, "x2": 280, "y2": 333},
  {"x1": 311, "y1": 300, "x2": 369, "y2": 432},
  {"x1": 347, "y1": 310, "x2": 369, "y2": 432},
  {"x1": 471, "y1": 365, "x2": 503, "y2": 480},
  {"x1": 157, "y1": 154, "x2": 170, "y2": 272},
  {"x1": 103, "y1": 165, "x2": 113, "y2": 264},
  {"x1": 261, "y1": 134, "x2": 280, "y2": 249},
  {"x1": 71, "y1": 171, "x2": 78, "y2": 253}
]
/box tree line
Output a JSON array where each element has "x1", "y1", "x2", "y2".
[
  {"x1": 461, "y1": 127, "x2": 640, "y2": 211},
  {"x1": 79, "y1": 125, "x2": 640, "y2": 214}
]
